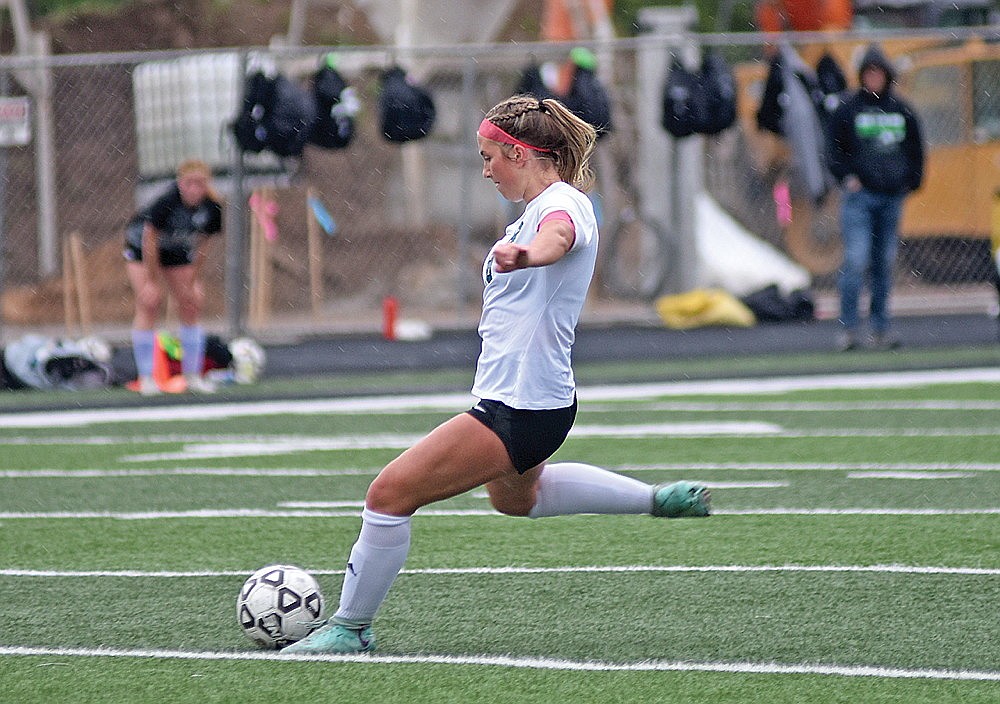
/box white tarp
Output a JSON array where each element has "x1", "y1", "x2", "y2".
[{"x1": 694, "y1": 192, "x2": 812, "y2": 296}]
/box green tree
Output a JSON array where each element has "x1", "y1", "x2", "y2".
[{"x1": 613, "y1": 0, "x2": 756, "y2": 35}]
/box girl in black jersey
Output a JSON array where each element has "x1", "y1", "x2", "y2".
[{"x1": 123, "y1": 159, "x2": 223, "y2": 394}]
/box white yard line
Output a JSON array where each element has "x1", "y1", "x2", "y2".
[
  {"x1": 0, "y1": 645, "x2": 997, "y2": 681},
  {"x1": 279, "y1": 500, "x2": 367, "y2": 508},
  {"x1": 0, "y1": 507, "x2": 998, "y2": 519},
  {"x1": 0, "y1": 467, "x2": 382, "y2": 477},
  {"x1": 0, "y1": 367, "x2": 997, "y2": 429},
  {"x1": 0, "y1": 391, "x2": 998, "y2": 448},
  {"x1": 586, "y1": 400, "x2": 1000, "y2": 412},
  {"x1": 112, "y1": 426, "x2": 1000, "y2": 462},
  {"x1": 290, "y1": 482, "x2": 791, "y2": 507},
  {"x1": 579, "y1": 368, "x2": 1000, "y2": 400},
  {"x1": 3, "y1": 463, "x2": 999, "y2": 478},
  {"x1": 3, "y1": 564, "x2": 998, "y2": 578},
  {"x1": 6, "y1": 426, "x2": 999, "y2": 464},
  {"x1": 622, "y1": 463, "x2": 1000, "y2": 472},
  {"x1": 848, "y1": 471, "x2": 978, "y2": 479},
  {"x1": 116, "y1": 421, "x2": 785, "y2": 462}
]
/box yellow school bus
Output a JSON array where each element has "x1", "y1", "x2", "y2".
[{"x1": 899, "y1": 39, "x2": 1000, "y2": 242}]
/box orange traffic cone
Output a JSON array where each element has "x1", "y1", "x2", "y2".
[
  {"x1": 127, "y1": 332, "x2": 187, "y2": 393},
  {"x1": 153, "y1": 334, "x2": 187, "y2": 393}
]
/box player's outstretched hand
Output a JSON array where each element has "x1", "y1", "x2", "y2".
[{"x1": 493, "y1": 243, "x2": 530, "y2": 273}]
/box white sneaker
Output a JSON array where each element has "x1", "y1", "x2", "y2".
[
  {"x1": 137, "y1": 376, "x2": 161, "y2": 396},
  {"x1": 185, "y1": 374, "x2": 217, "y2": 395}
]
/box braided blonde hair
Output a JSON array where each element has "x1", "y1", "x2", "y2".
[{"x1": 483, "y1": 94, "x2": 597, "y2": 191}]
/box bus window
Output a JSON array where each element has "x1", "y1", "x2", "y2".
[
  {"x1": 938, "y1": 7, "x2": 992, "y2": 27},
  {"x1": 909, "y1": 64, "x2": 964, "y2": 145},
  {"x1": 972, "y1": 60, "x2": 1000, "y2": 142}
]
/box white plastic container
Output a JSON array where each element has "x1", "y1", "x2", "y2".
[{"x1": 132, "y1": 52, "x2": 280, "y2": 179}]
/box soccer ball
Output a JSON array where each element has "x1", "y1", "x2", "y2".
[
  {"x1": 237, "y1": 564, "x2": 325, "y2": 648},
  {"x1": 229, "y1": 337, "x2": 266, "y2": 384},
  {"x1": 76, "y1": 335, "x2": 113, "y2": 364}
]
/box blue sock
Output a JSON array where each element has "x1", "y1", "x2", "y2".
[
  {"x1": 179, "y1": 325, "x2": 205, "y2": 376},
  {"x1": 131, "y1": 329, "x2": 156, "y2": 378}
]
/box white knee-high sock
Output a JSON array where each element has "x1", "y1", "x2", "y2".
[
  {"x1": 528, "y1": 462, "x2": 654, "y2": 518},
  {"x1": 333, "y1": 507, "x2": 411, "y2": 626},
  {"x1": 179, "y1": 325, "x2": 205, "y2": 376},
  {"x1": 131, "y1": 329, "x2": 156, "y2": 378}
]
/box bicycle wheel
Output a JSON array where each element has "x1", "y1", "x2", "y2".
[{"x1": 602, "y1": 207, "x2": 671, "y2": 300}]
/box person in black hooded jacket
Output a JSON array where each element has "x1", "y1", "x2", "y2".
[{"x1": 827, "y1": 44, "x2": 924, "y2": 351}]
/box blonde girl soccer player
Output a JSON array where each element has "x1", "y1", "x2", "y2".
[
  {"x1": 284, "y1": 95, "x2": 710, "y2": 655},
  {"x1": 123, "y1": 159, "x2": 223, "y2": 395}
]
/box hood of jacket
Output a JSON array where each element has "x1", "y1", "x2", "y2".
[{"x1": 857, "y1": 44, "x2": 896, "y2": 85}]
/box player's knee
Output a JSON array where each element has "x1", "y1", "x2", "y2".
[
  {"x1": 137, "y1": 286, "x2": 162, "y2": 312},
  {"x1": 487, "y1": 490, "x2": 533, "y2": 517},
  {"x1": 365, "y1": 475, "x2": 414, "y2": 516},
  {"x1": 177, "y1": 291, "x2": 204, "y2": 319}
]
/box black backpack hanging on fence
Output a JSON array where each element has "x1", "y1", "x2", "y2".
[
  {"x1": 756, "y1": 46, "x2": 826, "y2": 137},
  {"x1": 308, "y1": 63, "x2": 357, "y2": 150},
  {"x1": 564, "y1": 64, "x2": 613, "y2": 139},
  {"x1": 662, "y1": 52, "x2": 736, "y2": 139},
  {"x1": 263, "y1": 73, "x2": 316, "y2": 157},
  {"x1": 698, "y1": 50, "x2": 737, "y2": 135},
  {"x1": 516, "y1": 62, "x2": 557, "y2": 101},
  {"x1": 232, "y1": 71, "x2": 274, "y2": 153},
  {"x1": 815, "y1": 52, "x2": 847, "y2": 99},
  {"x1": 755, "y1": 54, "x2": 784, "y2": 135},
  {"x1": 815, "y1": 51, "x2": 847, "y2": 117},
  {"x1": 661, "y1": 55, "x2": 703, "y2": 138},
  {"x1": 232, "y1": 71, "x2": 316, "y2": 157},
  {"x1": 379, "y1": 66, "x2": 436, "y2": 143}
]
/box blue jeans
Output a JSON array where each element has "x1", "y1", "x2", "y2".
[{"x1": 838, "y1": 188, "x2": 905, "y2": 335}]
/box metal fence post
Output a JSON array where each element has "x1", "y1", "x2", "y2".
[
  {"x1": 456, "y1": 54, "x2": 478, "y2": 308},
  {"x1": 225, "y1": 49, "x2": 249, "y2": 339},
  {"x1": 637, "y1": 6, "x2": 701, "y2": 295}
]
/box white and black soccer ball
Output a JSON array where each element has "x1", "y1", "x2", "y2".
[
  {"x1": 237, "y1": 564, "x2": 324, "y2": 648},
  {"x1": 76, "y1": 335, "x2": 113, "y2": 365},
  {"x1": 229, "y1": 337, "x2": 266, "y2": 384}
]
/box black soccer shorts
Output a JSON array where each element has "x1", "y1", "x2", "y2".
[{"x1": 466, "y1": 396, "x2": 577, "y2": 474}]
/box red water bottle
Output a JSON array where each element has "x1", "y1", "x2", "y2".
[{"x1": 382, "y1": 296, "x2": 398, "y2": 341}]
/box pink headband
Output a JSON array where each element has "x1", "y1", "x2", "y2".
[{"x1": 478, "y1": 118, "x2": 553, "y2": 153}]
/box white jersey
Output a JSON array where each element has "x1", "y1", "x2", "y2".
[{"x1": 472, "y1": 181, "x2": 598, "y2": 409}]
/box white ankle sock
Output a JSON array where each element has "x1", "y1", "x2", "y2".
[
  {"x1": 333, "y1": 507, "x2": 411, "y2": 626},
  {"x1": 528, "y1": 462, "x2": 654, "y2": 518}
]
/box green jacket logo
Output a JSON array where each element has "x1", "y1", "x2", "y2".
[{"x1": 855, "y1": 112, "x2": 906, "y2": 147}]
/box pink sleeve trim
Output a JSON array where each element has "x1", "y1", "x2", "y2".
[
  {"x1": 540, "y1": 210, "x2": 573, "y2": 227},
  {"x1": 539, "y1": 210, "x2": 576, "y2": 248}
]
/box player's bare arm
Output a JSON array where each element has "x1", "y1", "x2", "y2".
[{"x1": 493, "y1": 219, "x2": 574, "y2": 272}]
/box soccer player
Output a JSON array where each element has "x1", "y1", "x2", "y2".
[
  {"x1": 283, "y1": 95, "x2": 711, "y2": 655},
  {"x1": 123, "y1": 158, "x2": 223, "y2": 395}
]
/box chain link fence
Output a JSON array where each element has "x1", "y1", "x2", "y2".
[{"x1": 0, "y1": 23, "x2": 996, "y2": 342}]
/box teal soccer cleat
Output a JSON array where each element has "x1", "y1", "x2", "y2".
[
  {"x1": 281, "y1": 622, "x2": 375, "y2": 655},
  {"x1": 651, "y1": 481, "x2": 711, "y2": 518}
]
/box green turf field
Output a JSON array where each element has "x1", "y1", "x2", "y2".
[{"x1": 1, "y1": 365, "x2": 998, "y2": 703}]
